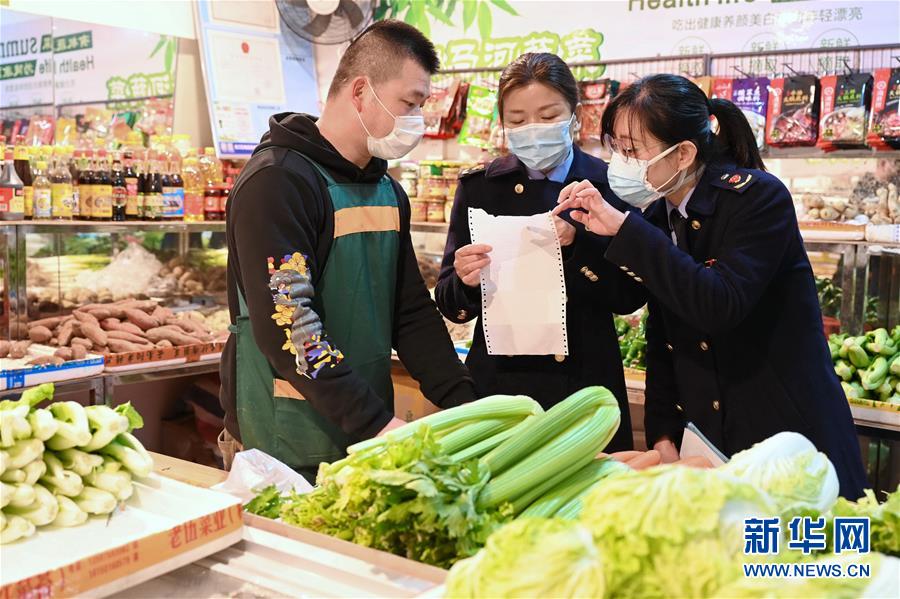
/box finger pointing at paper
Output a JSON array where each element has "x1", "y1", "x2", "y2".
[
  {"x1": 454, "y1": 243, "x2": 493, "y2": 287},
  {"x1": 552, "y1": 179, "x2": 628, "y2": 237}
]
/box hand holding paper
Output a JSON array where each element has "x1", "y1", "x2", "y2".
[{"x1": 468, "y1": 208, "x2": 569, "y2": 356}]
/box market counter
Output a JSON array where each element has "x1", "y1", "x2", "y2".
[{"x1": 120, "y1": 453, "x2": 446, "y2": 598}]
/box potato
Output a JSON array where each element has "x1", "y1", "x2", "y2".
[
  {"x1": 0, "y1": 340, "x2": 10, "y2": 358},
  {"x1": 108, "y1": 339, "x2": 148, "y2": 354},
  {"x1": 71, "y1": 344, "x2": 87, "y2": 360},
  {"x1": 27, "y1": 355, "x2": 64, "y2": 367}
]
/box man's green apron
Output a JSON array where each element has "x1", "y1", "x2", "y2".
[{"x1": 231, "y1": 153, "x2": 399, "y2": 475}]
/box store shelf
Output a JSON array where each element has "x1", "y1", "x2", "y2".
[
  {"x1": 763, "y1": 147, "x2": 900, "y2": 160},
  {"x1": 0, "y1": 220, "x2": 225, "y2": 234},
  {"x1": 411, "y1": 221, "x2": 450, "y2": 233}
]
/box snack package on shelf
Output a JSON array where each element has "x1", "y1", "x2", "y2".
[
  {"x1": 731, "y1": 76, "x2": 770, "y2": 150},
  {"x1": 579, "y1": 79, "x2": 620, "y2": 144},
  {"x1": 868, "y1": 67, "x2": 900, "y2": 151},
  {"x1": 458, "y1": 84, "x2": 498, "y2": 149},
  {"x1": 818, "y1": 73, "x2": 873, "y2": 151},
  {"x1": 766, "y1": 75, "x2": 821, "y2": 147},
  {"x1": 423, "y1": 78, "x2": 461, "y2": 139},
  {"x1": 25, "y1": 115, "x2": 55, "y2": 147}
]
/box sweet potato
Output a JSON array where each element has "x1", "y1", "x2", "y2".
[
  {"x1": 152, "y1": 306, "x2": 174, "y2": 322},
  {"x1": 71, "y1": 344, "x2": 87, "y2": 360},
  {"x1": 27, "y1": 355, "x2": 64, "y2": 367},
  {"x1": 102, "y1": 318, "x2": 144, "y2": 336},
  {"x1": 54, "y1": 347, "x2": 74, "y2": 361},
  {"x1": 80, "y1": 322, "x2": 109, "y2": 348},
  {"x1": 71, "y1": 337, "x2": 93, "y2": 350},
  {"x1": 80, "y1": 303, "x2": 126, "y2": 319},
  {"x1": 166, "y1": 317, "x2": 210, "y2": 338},
  {"x1": 26, "y1": 316, "x2": 65, "y2": 330},
  {"x1": 72, "y1": 310, "x2": 100, "y2": 327},
  {"x1": 86, "y1": 308, "x2": 113, "y2": 321},
  {"x1": 156, "y1": 340, "x2": 173, "y2": 349},
  {"x1": 0, "y1": 340, "x2": 10, "y2": 358},
  {"x1": 120, "y1": 300, "x2": 157, "y2": 313},
  {"x1": 9, "y1": 341, "x2": 32, "y2": 359},
  {"x1": 108, "y1": 339, "x2": 149, "y2": 354},
  {"x1": 28, "y1": 326, "x2": 53, "y2": 343},
  {"x1": 107, "y1": 330, "x2": 153, "y2": 345},
  {"x1": 145, "y1": 327, "x2": 203, "y2": 346},
  {"x1": 123, "y1": 309, "x2": 159, "y2": 331},
  {"x1": 57, "y1": 321, "x2": 76, "y2": 347}
]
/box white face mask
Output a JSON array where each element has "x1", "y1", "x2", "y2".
[
  {"x1": 506, "y1": 115, "x2": 575, "y2": 172},
  {"x1": 608, "y1": 143, "x2": 698, "y2": 210},
  {"x1": 356, "y1": 80, "x2": 425, "y2": 160}
]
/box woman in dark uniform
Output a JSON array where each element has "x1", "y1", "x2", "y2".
[
  {"x1": 553, "y1": 74, "x2": 867, "y2": 498},
  {"x1": 435, "y1": 53, "x2": 645, "y2": 451}
]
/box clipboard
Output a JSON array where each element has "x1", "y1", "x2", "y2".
[{"x1": 680, "y1": 422, "x2": 729, "y2": 466}]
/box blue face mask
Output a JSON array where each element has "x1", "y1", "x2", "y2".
[
  {"x1": 506, "y1": 116, "x2": 575, "y2": 172},
  {"x1": 608, "y1": 144, "x2": 698, "y2": 210}
]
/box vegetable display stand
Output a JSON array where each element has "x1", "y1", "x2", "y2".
[
  {"x1": 0, "y1": 350, "x2": 104, "y2": 391},
  {"x1": 0, "y1": 474, "x2": 243, "y2": 598}
]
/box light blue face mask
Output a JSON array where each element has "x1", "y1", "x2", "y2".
[
  {"x1": 608, "y1": 144, "x2": 698, "y2": 210},
  {"x1": 506, "y1": 116, "x2": 575, "y2": 172}
]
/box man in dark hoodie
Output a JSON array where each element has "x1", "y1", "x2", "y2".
[{"x1": 220, "y1": 20, "x2": 477, "y2": 478}]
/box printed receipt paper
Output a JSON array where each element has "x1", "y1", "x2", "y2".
[{"x1": 468, "y1": 208, "x2": 569, "y2": 356}]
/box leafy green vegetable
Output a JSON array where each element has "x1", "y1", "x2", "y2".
[
  {"x1": 52, "y1": 495, "x2": 89, "y2": 527},
  {"x1": 579, "y1": 466, "x2": 779, "y2": 598},
  {"x1": 445, "y1": 518, "x2": 604, "y2": 598},
  {"x1": 244, "y1": 484, "x2": 285, "y2": 519},
  {"x1": 46, "y1": 401, "x2": 92, "y2": 450},
  {"x1": 81, "y1": 405, "x2": 130, "y2": 452},
  {"x1": 99, "y1": 432, "x2": 153, "y2": 478},
  {"x1": 720, "y1": 432, "x2": 839, "y2": 517},
  {"x1": 280, "y1": 427, "x2": 511, "y2": 569},
  {"x1": 830, "y1": 487, "x2": 900, "y2": 557}
]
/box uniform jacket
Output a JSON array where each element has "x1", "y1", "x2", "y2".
[
  {"x1": 435, "y1": 147, "x2": 647, "y2": 451},
  {"x1": 604, "y1": 163, "x2": 867, "y2": 498}
]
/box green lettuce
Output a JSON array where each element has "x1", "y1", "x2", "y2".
[
  {"x1": 578, "y1": 466, "x2": 779, "y2": 598},
  {"x1": 830, "y1": 487, "x2": 900, "y2": 557},
  {"x1": 721, "y1": 432, "x2": 839, "y2": 517},
  {"x1": 445, "y1": 518, "x2": 604, "y2": 598}
]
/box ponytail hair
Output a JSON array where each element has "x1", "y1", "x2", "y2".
[
  {"x1": 708, "y1": 97, "x2": 765, "y2": 170},
  {"x1": 601, "y1": 74, "x2": 765, "y2": 171}
]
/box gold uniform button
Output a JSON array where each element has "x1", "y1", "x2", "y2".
[
  {"x1": 634, "y1": 276, "x2": 643, "y2": 283},
  {"x1": 691, "y1": 220, "x2": 701, "y2": 230},
  {"x1": 712, "y1": 400, "x2": 720, "y2": 411},
  {"x1": 700, "y1": 341, "x2": 709, "y2": 351},
  {"x1": 675, "y1": 404, "x2": 684, "y2": 412},
  {"x1": 514, "y1": 183, "x2": 525, "y2": 194},
  {"x1": 666, "y1": 343, "x2": 674, "y2": 352},
  {"x1": 554, "y1": 354, "x2": 566, "y2": 362},
  {"x1": 457, "y1": 309, "x2": 467, "y2": 320},
  {"x1": 589, "y1": 274, "x2": 599, "y2": 282},
  {"x1": 619, "y1": 265, "x2": 629, "y2": 272},
  {"x1": 580, "y1": 266, "x2": 589, "y2": 274}
]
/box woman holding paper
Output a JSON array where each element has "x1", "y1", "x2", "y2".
[
  {"x1": 552, "y1": 74, "x2": 866, "y2": 498},
  {"x1": 435, "y1": 53, "x2": 646, "y2": 451}
]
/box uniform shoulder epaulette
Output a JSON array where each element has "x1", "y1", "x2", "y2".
[
  {"x1": 459, "y1": 164, "x2": 486, "y2": 179},
  {"x1": 711, "y1": 170, "x2": 758, "y2": 194}
]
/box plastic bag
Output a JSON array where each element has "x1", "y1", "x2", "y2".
[{"x1": 211, "y1": 448, "x2": 313, "y2": 503}]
